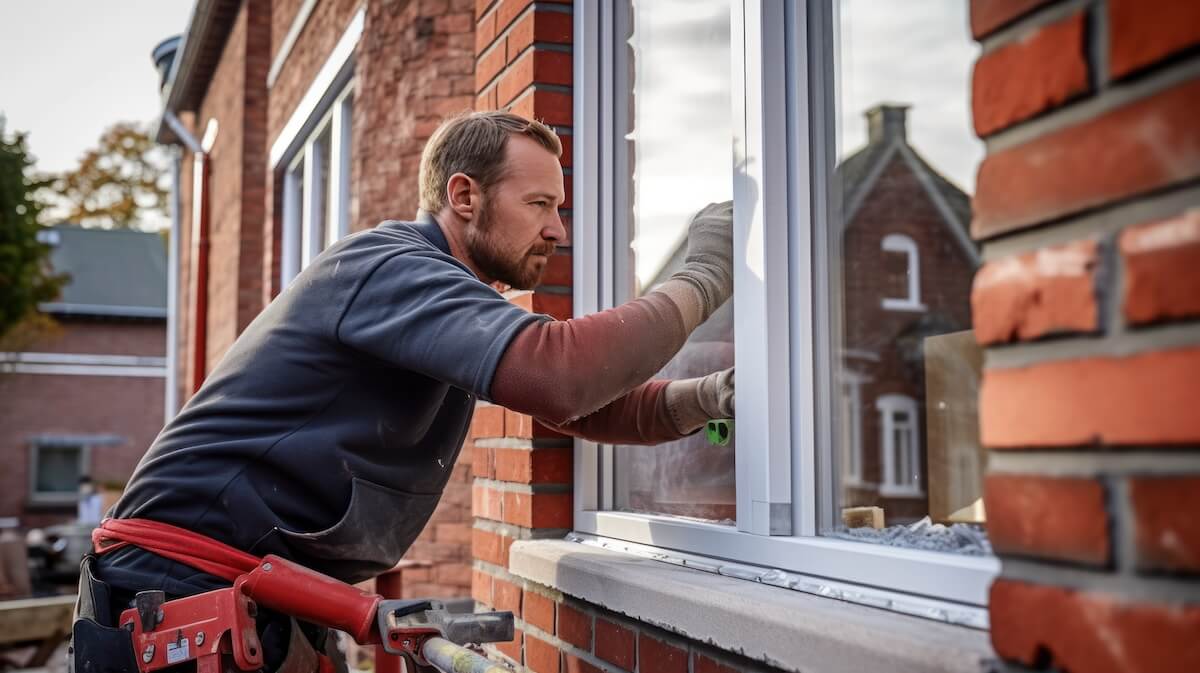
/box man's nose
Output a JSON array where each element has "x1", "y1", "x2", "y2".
[{"x1": 544, "y1": 213, "x2": 568, "y2": 245}]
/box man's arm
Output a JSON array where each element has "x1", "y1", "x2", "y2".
[
  {"x1": 535, "y1": 369, "x2": 735, "y2": 445},
  {"x1": 490, "y1": 202, "x2": 734, "y2": 425}
]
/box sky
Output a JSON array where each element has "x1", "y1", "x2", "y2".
[{"x1": 0, "y1": 1, "x2": 193, "y2": 175}]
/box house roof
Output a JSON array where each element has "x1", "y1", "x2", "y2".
[
  {"x1": 39, "y1": 225, "x2": 168, "y2": 319},
  {"x1": 154, "y1": 0, "x2": 242, "y2": 145}
]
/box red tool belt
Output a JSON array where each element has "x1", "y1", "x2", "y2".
[
  {"x1": 92, "y1": 518, "x2": 373, "y2": 673},
  {"x1": 90, "y1": 519, "x2": 514, "y2": 673}
]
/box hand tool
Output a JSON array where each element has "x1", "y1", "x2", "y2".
[{"x1": 115, "y1": 554, "x2": 512, "y2": 673}]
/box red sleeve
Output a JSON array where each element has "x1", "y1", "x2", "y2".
[
  {"x1": 489, "y1": 292, "x2": 688, "y2": 426},
  {"x1": 538, "y1": 379, "x2": 689, "y2": 445}
]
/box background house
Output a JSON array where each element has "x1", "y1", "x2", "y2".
[{"x1": 0, "y1": 225, "x2": 167, "y2": 529}]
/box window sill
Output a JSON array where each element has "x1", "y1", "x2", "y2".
[
  {"x1": 509, "y1": 539, "x2": 995, "y2": 673},
  {"x1": 878, "y1": 486, "x2": 926, "y2": 498},
  {"x1": 880, "y1": 300, "x2": 927, "y2": 312}
]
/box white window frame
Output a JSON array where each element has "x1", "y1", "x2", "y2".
[
  {"x1": 573, "y1": 0, "x2": 997, "y2": 622},
  {"x1": 876, "y1": 394, "x2": 923, "y2": 497},
  {"x1": 880, "y1": 233, "x2": 926, "y2": 312},
  {"x1": 272, "y1": 7, "x2": 362, "y2": 287}
]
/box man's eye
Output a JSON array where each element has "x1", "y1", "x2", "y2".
[{"x1": 531, "y1": 200, "x2": 548, "y2": 207}]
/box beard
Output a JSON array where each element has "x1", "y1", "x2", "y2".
[{"x1": 464, "y1": 196, "x2": 554, "y2": 290}]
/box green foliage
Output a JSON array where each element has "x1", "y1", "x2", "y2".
[
  {"x1": 0, "y1": 118, "x2": 66, "y2": 339},
  {"x1": 42, "y1": 122, "x2": 169, "y2": 230}
]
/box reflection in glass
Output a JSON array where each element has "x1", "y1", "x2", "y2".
[
  {"x1": 825, "y1": 0, "x2": 990, "y2": 555},
  {"x1": 612, "y1": 0, "x2": 735, "y2": 524}
]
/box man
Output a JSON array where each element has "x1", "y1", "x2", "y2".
[{"x1": 76, "y1": 112, "x2": 734, "y2": 668}]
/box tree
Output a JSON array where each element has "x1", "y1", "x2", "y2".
[
  {"x1": 42, "y1": 122, "x2": 169, "y2": 230},
  {"x1": 0, "y1": 118, "x2": 67, "y2": 341}
]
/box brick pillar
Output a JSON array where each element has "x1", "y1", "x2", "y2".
[
  {"x1": 471, "y1": 1, "x2": 575, "y2": 669},
  {"x1": 968, "y1": 1, "x2": 1200, "y2": 672}
]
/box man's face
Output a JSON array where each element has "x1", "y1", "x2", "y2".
[{"x1": 464, "y1": 135, "x2": 567, "y2": 290}]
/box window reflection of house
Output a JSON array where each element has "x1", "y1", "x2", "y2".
[{"x1": 837, "y1": 104, "x2": 980, "y2": 524}]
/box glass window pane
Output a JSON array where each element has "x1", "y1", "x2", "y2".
[
  {"x1": 825, "y1": 0, "x2": 989, "y2": 555},
  {"x1": 612, "y1": 0, "x2": 735, "y2": 524},
  {"x1": 36, "y1": 445, "x2": 81, "y2": 494}
]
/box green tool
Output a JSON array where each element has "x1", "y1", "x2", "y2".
[{"x1": 705, "y1": 419, "x2": 734, "y2": 446}]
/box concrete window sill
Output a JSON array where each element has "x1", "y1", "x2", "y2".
[{"x1": 509, "y1": 539, "x2": 997, "y2": 673}]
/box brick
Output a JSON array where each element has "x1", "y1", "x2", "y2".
[
  {"x1": 984, "y1": 474, "x2": 1110, "y2": 565},
  {"x1": 435, "y1": 522, "x2": 472, "y2": 545},
  {"x1": 498, "y1": 49, "x2": 573, "y2": 106},
  {"x1": 508, "y1": 9, "x2": 573, "y2": 54},
  {"x1": 435, "y1": 12, "x2": 473, "y2": 35},
  {"x1": 971, "y1": 239, "x2": 1099, "y2": 344},
  {"x1": 493, "y1": 577, "x2": 522, "y2": 614},
  {"x1": 509, "y1": 88, "x2": 574, "y2": 127},
  {"x1": 472, "y1": 568, "x2": 493, "y2": 604},
  {"x1": 502, "y1": 490, "x2": 572, "y2": 528},
  {"x1": 541, "y1": 250, "x2": 572, "y2": 287},
  {"x1": 495, "y1": 627, "x2": 523, "y2": 664},
  {"x1": 693, "y1": 653, "x2": 741, "y2": 673},
  {"x1": 970, "y1": 0, "x2": 1055, "y2": 38},
  {"x1": 523, "y1": 590, "x2": 556, "y2": 633},
  {"x1": 638, "y1": 633, "x2": 687, "y2": 673},
  {"x1": 972, "y1": 13, "x2": 1090, "y2": 137},
  {"x1": 476, "y1": 85, "x2": 499, "y2": 112},
  {"x1": 495, "y1": 0, "x2": 535, "y2": 35},
  {"x1": 473, "y1": 483, "x2": 504, "y2": 521},
  {"x1": 562, "y1": 653, "x2": 601, "y2": 673},
  {"x1": 476, "y1": 41, "x2": 508, "y2": 91},
  {"x1": 476, "y1": 0, "x2": 497, "y2": 20},
  {"x1": 494, "y1": 447, "x2": 572, "y2": 484},
  {"x1": 504, "y1": 409, "x2": 535, "y2": 439},
  {"x1": 557, "y1": 133, "x2": 573, "y2": 168},
  {"x1": 472, "y1": 526, "x2": 513, "y2": 567},
  {"x1": 525, "y1": 633, "x2": 559, "y2": 673},
  {"x1": 433, "y1": 562, "x2": 472, "y2": 586},
  {"x1": 472, "y1": 444, "x2": 494, "y2": 478},
  {"x1": 533, "y1": 292, "x2": 572, "y2": 320},
  {"x1": 972, "y1": 78, "x2": 1200, "y2": 239},
  {"x1": 1120, "y1": 211, "x2": 1200, "y2": 325},
  {"x1": 990, "y1": 579, "x2": 1200, "y2": 673},
  {"x1": 557, "y1": 603, "x2": 592, "y2": 650},
  {"x1": 594, "y1": 618, "x2": 636, "y2": 670},
  {"x1": 471, "y1": 404, "x2": 506, "y2": 438},
  {"x1": 1109, "y1": 0, "x2": 1200, "y2": 79},
  {"x1": 1129, "y1": 477, "x2": 1200, "y2": 573},
  {"x1": 475, "y1": 11, "x2": 498, "y2": 55},
  {"x1": 980, "y1": 347, "x2": 1200, "y2": 448}
]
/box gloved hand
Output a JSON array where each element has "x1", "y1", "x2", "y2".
[
  {"x1": 665, "y1": 367, "x2": 735, "y2": 435},
  {"x1": 669, "y1": 201, "x2": 733, "y2": 321}
]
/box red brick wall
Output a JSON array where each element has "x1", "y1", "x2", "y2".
[
  {"x1": 352, "y1": 0, "x2": 476, "y2": 232},
  {"x1": 969, "y1": 1, "x2": 1200, "y2": 671},
  {"x1": 0, "y1": 321, "x2": 166, "y2": 529}
]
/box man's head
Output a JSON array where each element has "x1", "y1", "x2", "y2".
[{"x1": 419, "y1": 111, "x2": 567, "y2": 289}]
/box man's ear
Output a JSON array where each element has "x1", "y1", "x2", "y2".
[{"x1": 446, "y1": 172, "x2": 478, "y2": 220}]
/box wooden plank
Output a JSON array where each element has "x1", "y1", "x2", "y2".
[{"x1": 0, "y1": 595, "x2": 76, "y2": 645}]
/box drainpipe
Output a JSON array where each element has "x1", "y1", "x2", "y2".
[
  {"x1": 162, "y1": 111, "x2": 204, "y2": 416},
  {"x1": 189, "y1": 147, "x2": 210, "y2": 394}
]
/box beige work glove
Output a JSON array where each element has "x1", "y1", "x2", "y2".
[
  {"x1": 665, "y1": 367, "x2": 735, "y2": 436},
  {"x1": 669, "y1": 201, "x2": 733, "y2": 322}
]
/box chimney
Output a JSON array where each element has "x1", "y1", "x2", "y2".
[{"x1": 866, "y1": 103, "x2": 910, "y2": 144}]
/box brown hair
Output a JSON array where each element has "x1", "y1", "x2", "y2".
[{"x1": 418, "y1": 111, "x2": 562, "y2": 213}]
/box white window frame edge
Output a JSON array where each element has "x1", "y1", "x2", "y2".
[
  {"x1": 272, "y1": 6, "x2": 362, "y2": 286},
  {"x1": 880, "y1": 233, "x2": 926, "y2": 312},
  {"x1": 572, "y1": 0, "x2": 997, "y2": 616},
  {"x1": 267, "y1": 0, "x2": 320, "y2": 88}
]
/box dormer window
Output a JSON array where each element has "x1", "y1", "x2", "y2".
[{"x1": 880, "y1": 233, "x2": 925, "y2": 311}]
